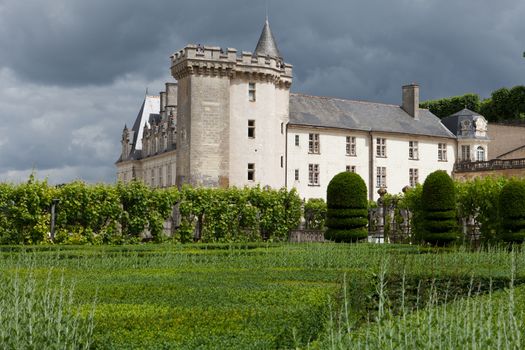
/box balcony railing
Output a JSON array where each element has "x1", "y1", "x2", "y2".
[{"x1": 454, "y1": 158, "x2": 525, "y2": 172}]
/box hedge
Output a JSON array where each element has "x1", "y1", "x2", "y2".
[
  {"x1": 421, "y1": 171, "x2": 458, "y2": 245},
  {"x1": 499, "y1": 181, "x2": 525, "y2": 242},
  {"x1": 325, "y1": 172, "x2": 368, "y2": 242},
  {"x1": 0, "y1": 177, "x2": 302, "y2": 245}
]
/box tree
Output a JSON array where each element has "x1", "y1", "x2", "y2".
[
  {"x1": 325, "y1": 172, "x2": 368, "y2": 242},
  {"x1": 499, "y1": 180, "x2": 525, "y2": 243},
  {"x1": 421, "y1": 170, "x2": 458, "y2": 245}
]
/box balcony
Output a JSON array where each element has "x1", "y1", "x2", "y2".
[{"x1": 454, "y1": 158, "x2": 525, "y2": 172}]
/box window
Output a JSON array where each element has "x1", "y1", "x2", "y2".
[
  {"x1": 477, "y1": 146, "x2": 485, "y2": 161},
  {"x1": 409, "y1": 168, "x2": 419, "y2": 187},
  {"x1": 247, "y1": 163, "x2": 255, "y2": 181},
  {"x1": 409, "y1": 141, "x2": 419, "y2": 160},
  {"x1": 438, "y1": 143, "x2": 447, "y2": 161},
  {"x1": 281, "y1": 122, "x2": 284, "y2": 134},
  {"x1": 346, "y1": 165, "x2": 356, "y2": 173},
  {"x1": 248, "y1": 83, "x2": 256, "y2": 102},
  {"x1": 294, "y1": 169, "x2": 299, "y2": 181},
  {"x1": 248, "y1": 120, "x2": 255, "y2": 138},
  {"x1": 280, "y1": 156, "x2": 283, "y2": 168},
  {"x1": 309, "y1": 133, "x2": 320, "y2": 154},
  {"x1": 346, "y1": 136, "x2": 356, "y2": 156},
  {"x1": 159, "y1": 166, "x2": 164, "y2": 187},
  {"x1": 376, "y1": 138, "x2": 386, "y2": 157},
  {"x1": 167, "y1": 164, "x2": 172, "y2": 186},
  {"x1": 295, "y1": 135, "x2": 300, "y2": 146},
  {"x1": 376, "y1": 167, "x2": 386, "y2": 188},
  {"x1": 150, "y1": 169, "x2": 155, "y2": 187},
  {"x1": 461, "y1": 145, "x2": 471, "y2": 161},
  {"x1": 308, "y1": 164, "x2": 320, "y2": 186}
]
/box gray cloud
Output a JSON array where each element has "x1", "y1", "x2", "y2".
[{"x1": 0, "y1": 0, "x2": 524, "y2": 183}]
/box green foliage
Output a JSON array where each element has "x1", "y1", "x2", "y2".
[
  {"x1": 420, "y1": 85, "x2": 525, "y2": 122},
  {"x1": 304, "y1": 198, "x2": 327, "y2": 230},
  {"x1": 325, "y1": 172, "x2": 368, "y2": 242},
  {"x1": 499, "y1": 180, "x2": 525, "y2": 242},
  {"x1": 456, "y1": 176, "x2": 507, "y2": 242},
  {"x1": 179, "y1": 186, "x2": 302, "y2": 242},
  {"x1": 326, "y1": 172, "x2": 368, "y2": 209},
  {"x1": 421, "y1": 171, "x2": 458, "y2": 245},
  {"x1": 0, "y1": 176, "x2": 301, "y2": 244},
  {"x1": 0, "y1": 270, "x2": 95, "y2": 349},
  {"x1": 397, "y1": 184, "x2": 424, "y2": 243},
  {"x1": 0, "y1": 175, "x2": 55, "y2": 244},
  {"x1": 420, "y1": 93, "x2": 480, "y2": 119},
  {"x1": 4, "y1": 243, "x2": 525, "y2": 349}
]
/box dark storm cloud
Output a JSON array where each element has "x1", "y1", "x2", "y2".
[{"x1": 0, "y1": 0, "x2": 524, "y2": 183}]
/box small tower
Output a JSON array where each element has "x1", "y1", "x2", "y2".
[
  {"x1": 170, "y1": 18, "x2": 292, "y2": 188},
  {"x1": 121, "y1": 125, "x2": 131, "y2": 159}
]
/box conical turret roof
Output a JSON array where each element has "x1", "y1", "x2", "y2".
[{"x1": 254, "y1": 18, "x2": 281, "y2": 58}]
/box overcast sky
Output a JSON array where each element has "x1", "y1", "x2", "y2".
[{"x1": 1, "y1": 0, "x2": 524, "y2": 184}]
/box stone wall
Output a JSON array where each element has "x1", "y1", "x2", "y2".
[{"x1": 488, "y1": 123, "x2": 525, "y2": 159}]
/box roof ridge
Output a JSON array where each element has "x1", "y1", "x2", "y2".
[{"x1": 291, "y1": 92, "x2": 401, "y2": 107}]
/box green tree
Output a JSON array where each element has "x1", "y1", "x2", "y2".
[
  {"x1": 499, "y1": 180, "x2": 525, "y2": 242},
  {"x1": 421, "y1": 171, "x2": 458, "y2": 245},
  {"x1": 325, "y1": 172, "x2": 368, "y2": 242}
]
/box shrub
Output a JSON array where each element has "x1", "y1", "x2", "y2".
[
  {"x1": 325, "y1": 172, "x2": 368, "y2": 242},
  {"x1": 304, "y1": 198, "x2": 327, "y2": 230},
  {"x1": 499, "y1": 180, "x2": 525, "y2": 242},
  {"x1": 421, "y1": 171, "x2": 458, "y2": 245}
]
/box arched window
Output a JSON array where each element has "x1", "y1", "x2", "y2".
[{"x1": 476, "y1": 146, "x2": 485, "y2": 162}]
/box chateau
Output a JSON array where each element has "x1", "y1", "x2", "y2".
[{"x1": 116, "y1": 19, "x2": 491, "y2": 200}]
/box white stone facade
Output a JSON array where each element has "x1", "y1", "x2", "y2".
[
  {"x1": 115, "y1": 19, "x2": 490, "y2": 201},
  {"x1": 287, "y1": 127, "x2": 456, "y2": 200}
]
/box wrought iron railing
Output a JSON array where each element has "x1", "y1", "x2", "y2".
[{"x1": 454, "y1": 158, "x2": 525, "y2": 172}]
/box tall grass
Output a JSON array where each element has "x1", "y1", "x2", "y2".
[
  {"x1": 321, "y1": 251, "x2": 525, "y2": 349},
  {"x1": 0, "y1": 267, "x2": 95, "y2": 349}
]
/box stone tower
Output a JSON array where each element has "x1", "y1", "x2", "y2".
[{"x1": 170, "y1": 19, "x2": 292, "y2": 188}]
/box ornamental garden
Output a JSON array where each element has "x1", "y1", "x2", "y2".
[{"x1": 1, "y1": 173, "x2": 524, "y2": 348}]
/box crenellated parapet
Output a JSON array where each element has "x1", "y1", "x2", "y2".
[{"x1": 170, "y1": 45, "x2": 292, "y2": 88}]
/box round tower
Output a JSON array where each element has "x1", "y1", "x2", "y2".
[{"x1": 170, "y1": 19, "x2": 292, "y2": 188}]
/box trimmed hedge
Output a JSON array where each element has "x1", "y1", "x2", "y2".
[
  {"x1": 499, "y1": 181, "x2": 525, "y2": 242},
  {"x1": 421, "y1": 171, "x2": 458, "y2": 245},
  {"x1": 326, "y1": 172, "x2": 368, "y2": 209},
  {"x1": 0, "y1": 178, "x2": 302, "y2": 244},
  {"x1": 325, "y1": 172, "x2": 368, "y2": 242}
]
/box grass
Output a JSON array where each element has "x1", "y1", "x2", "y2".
[{"x1": 0, "y1": 243, "x2": 524, "y2": 349}]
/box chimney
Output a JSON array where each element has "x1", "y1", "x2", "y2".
[
  {"x1": 402, "y1": 83, "x2": 419, "y2": 120},
  {"x1": 160, "y1": 91, "x2": 166, "y2": 114}
]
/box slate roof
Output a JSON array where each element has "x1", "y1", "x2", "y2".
[
  {"x1": 441, "y1": 108, "x2": 489, "y2": 140},
  {"x1": 254, "y1": 18, "x2": 281, "y2": 58},
  {"x1": 130, "y1": 95, "x2": 160, "y2": 152},
  {"x1": 289, "y1": 93, "x2": 456, "y2": 139}
]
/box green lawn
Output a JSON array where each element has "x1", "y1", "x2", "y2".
[{"x1": 1, "y1": 243, "x2": 524, "y2": 349}]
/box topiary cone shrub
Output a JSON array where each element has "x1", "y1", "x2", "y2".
[
  {"x1": 499, "y1": 180, "x2": 525, "y2": 243},
  {"x1": 421, "y1": 170, "x2": 458, "y2": 245},
  {"x1": 325, "y1": 172, "x2": 368, "y2": 242}
]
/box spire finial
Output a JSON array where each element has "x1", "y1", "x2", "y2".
[
  {"x1": 266, "y1": 0, "x2": 269, "y2": 22},
  {"x1": 145, "y1": 87, "x2": 149, "y2": 96}
]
